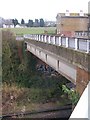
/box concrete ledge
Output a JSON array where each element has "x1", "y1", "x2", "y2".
[{"x1": 25, "y1": 39, "x2": 90, "y2": 72}]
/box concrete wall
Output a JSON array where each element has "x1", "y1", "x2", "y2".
[
  {"x1": 27, "y1": 43, "x2": 76, "y2": 83},
  {"x1": 26, "y1": 39, "x2": 90, "y2": 71},
  {"x1": 26, "y1": 39, "x2": 90, "y2": 94}
]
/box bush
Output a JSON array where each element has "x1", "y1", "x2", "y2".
[{"x1": 62, "y1": 85, "x2": 80, "y2": 105}]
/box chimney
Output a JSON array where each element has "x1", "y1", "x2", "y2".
[
  {"x1": 65, "y1": 10, "x2": 70, "y2": 16},
  {"x1": 79, "y1": 10, "x2": 84, "y2": 16}
]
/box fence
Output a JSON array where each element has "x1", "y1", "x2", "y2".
[{"x1": 24, "y1": 34, "x2": 90, "y2": 53}]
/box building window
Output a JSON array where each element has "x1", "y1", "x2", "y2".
[
  {"x1": 89, "y1": 32, "x2": 90, "y2": 36},
  {"x1": 78, "y1": 32, "x2": 81, "y2": 36},
  {"x1": 82, "y1": 32, "x2": 84, "y2": 36},
  {"x1": 75, "y1": 32, "x2": 78, "y2": 36},
  {"x1": 89, "y1": 27, "x2": 90, "y2": 31},
  {"x1": 84, "y1": 32, "x2": 87, "y2": 36}
]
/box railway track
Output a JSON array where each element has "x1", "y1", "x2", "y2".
[{"x1": 1, "y1": 104, "x2": 72, "y2": 119}]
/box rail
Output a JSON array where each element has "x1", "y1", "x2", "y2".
[
  {"x1": 24, "y1": 34, "x2": 90, "y2": 53},
  {"x1": 1, "y1": 104, "x2": 72, "y2": 119}
]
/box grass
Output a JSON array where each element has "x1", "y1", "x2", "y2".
[
  {"x1": 2, "y1": 27, "x2": 56, "y2": 36},
  {"x1": 2, "y1": 83, "x2": 70, "y2": 115}
]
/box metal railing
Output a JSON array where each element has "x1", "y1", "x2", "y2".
[{"x1": 24, "y1": 34, "x2": 90, "y2": 53}]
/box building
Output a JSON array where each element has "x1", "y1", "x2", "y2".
[
  {"x1": 3, "y1": 19, "x2": 14, "y2": 28},
  {"x1": 44, "y1": 21, "x2": 56, "y2": 27},
  {"x1": 0, "y1": 17, "x2": 4, "y2": 28},
  {"x1": 88, "y1": 1, "x2": 90, "y2": 38},
  {"x1": 56, "y1": 11, "x2": 88, "y2": 38}
]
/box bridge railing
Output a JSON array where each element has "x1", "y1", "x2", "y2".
[{"x1": 24, "y1": 34, "x2": 90, "y2": 53}]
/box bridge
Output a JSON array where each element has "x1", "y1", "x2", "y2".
[{"x1": 24, "y1": 34, "x2": 90, "y2": 95}]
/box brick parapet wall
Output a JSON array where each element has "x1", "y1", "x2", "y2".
[{"x1": 76, "y1": 67, "x2": 90, "y2": 95}]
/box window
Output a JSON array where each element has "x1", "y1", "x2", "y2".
[
  {"x1": 75, "y1": 32, "x2": 78, "y2": 36},
  {"x1": 79, "y1": 32, "x2": 81, "y2": 36},
  {"x1": 89, "y1": 27, "x2": 90, "y2": 31},
  {"x1": 88, "y1": 32, "x2": 90, "y2": 36},
  {"x1": 84, "y1": 32, "x2": 87, "y2": 36}
]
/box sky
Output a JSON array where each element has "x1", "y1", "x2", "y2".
[{"x1": 0, "y1": 0, "x2": 90, "y2": 22}]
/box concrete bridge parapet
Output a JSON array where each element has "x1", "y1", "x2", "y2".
[
  {"x1": 24, "y1": 35, "x2": 90, "y2": 95},
  {"x1": 24, "y1": 34, "x2": 90, "y2": 53}
]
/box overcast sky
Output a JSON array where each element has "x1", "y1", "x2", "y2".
[{"x1": 0, "y1": 0, "x2": 89, "y2": 22}]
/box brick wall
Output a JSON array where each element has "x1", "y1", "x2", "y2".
[
  {"x1": 56, "y1": 17, "x2": 88, "y2": 37},
  {"x1": 76, "y1": 67, "x2": 90, "y2": 95}
]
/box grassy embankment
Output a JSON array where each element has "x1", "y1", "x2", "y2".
[{"x1": 2, "y1": 29, "x2": 70, "y2": 116}]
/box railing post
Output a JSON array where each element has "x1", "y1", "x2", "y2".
[
  {"x1": 35, "y1": 35, "x2": 36, "y2": 40},
  {"x1": 37, "y1": 35, "x2": 38, "y2": 40},
  {"x1": 48, "y1": 36, "x2": 51, "y2": 43},
  {"x1": 40, "y1": 35, "x2": 41, "y2": 41},
  {"x1": 50, "y1": 36, "x2": 53, "y2": 44},
  {"x1": 53, "y1": 36, "x2": 55, "y2": 44},
  {"x1": 59, "y1": 37, "x2": 61, "y2": 46},
  {"x1": 56, "y1": 36, "x2": 59, "y2": 45},
  {"x1": 75, "y1": 38, "x2": 78, "y2": 50},
  {"x1": 31, "y1": 35, "x2": 32, "y2": 39},
  {"x1": 41, "y1": 35, "x2": 43, "y2": 42},
  {"x1": 34, "y1": 35, "x2": 35, "y2": 40},
  {"x1": 36, "y1": 35, "x2": 38, "y2": 40},
  {"x1": 86, "y1": 40, "x2": 90, "y2": 53},
  {"x1": 66, "y1": 37, "x2": 69, "y2": 48}
]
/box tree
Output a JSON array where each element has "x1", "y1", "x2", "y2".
[
  {"x1": 12, "y1": 19, "x2": 19, "y2": 27},
  {"x1": 21, "y1": 19, "x2": 25, "y2": 24},
  {"x1": 40, "y1": 18, "x2": 44, "y2": 27},
  {"x1": 27, "y1": 19, "x2": 33, "y2": 27},
  {"x1": 2, "y1": 30, "x2": 19, "y2": 83},
  {"x1": 34, "y1": 19, "x2": 39, "y2": 27}
]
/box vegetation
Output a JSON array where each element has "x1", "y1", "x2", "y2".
[
  {"x1": 2, "y1": 30, "x2": 70, "y2": 115},
  {"x1": 62, "y1": 85, "x2": 80, "y2": 105},
  {"x1": 12, "y1": 18, "x2": 45, "y2": 27},
  {"x1": 12, "y1": 19, "x2": 19, "y2": 27},
  {"x1": 21, "y1": 19, "x2": 25, "y2": 25},
  {"x1": 40, "y1": 18, "x2": 44, "y2": 27},
  {"x1": 27, "y1": 19, "x2": 34, "y2": 27}
]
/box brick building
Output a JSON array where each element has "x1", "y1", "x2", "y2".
[
  {"x1": 88, "y1": 1, "x2": 90, "y2": 38},
  {"x1": 56, "y1": 11, "x2": 88, "y2": 37}
]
